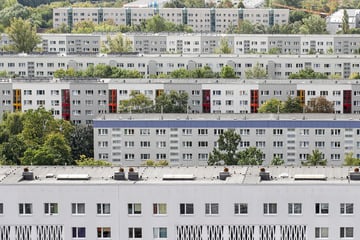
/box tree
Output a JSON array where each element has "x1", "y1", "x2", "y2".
[
  {"x1": 145, "y1": 15, "x2": 167, "y2": 33},
  {"x1": 143, "y1": 160, "x2": 169, "y2": 166},
  {"x1": 305, "y1": 96, "x2": 334, "y2": 113},
  {"x1": 72, "y1": 20, "x2": 95, "y2": 33},
  {"x1": 220, "y1": 65, "x2": 236, "y2": 78},
  {"x1": 299, "y1": 15, "x2": 327, "y2": 34},
  {"x1": 258, "y1": 98, "x2": 283, "y2": 113},
  {"x1": 302, "y1": 149, "x2": 327, "y2": 166},
  {"x1": 283, "y1": 97, "x2": 303, "y2": 113},
  {"x1": 271, "y1": 156, "x2": 284, "y2": 166},
  {"x1": 69, "y1": 124, "x2": 94, "y2": 161},
  {"x1": 0, "y1": 3, "x2": 30, "y2": 27},
  {"x1": 342, "y1": 9, "x2": 350, "y2": 34},
  {"x1": 245, "y1": 62, "x2": 267, "y2": 79},
  {"x1": 237, "y1": 147, "x2": 264, "y2": 166},
  {"x1": 208, "y1": 129, "x2": 241, "y2": 166},
  {"x1": 288, "y1": 68, "x2": 328, "y2": 79},
  {"x1": 119, "y1": 91, "x2": 153, "y2": 113},
  {"x1": 6, "y1": 17, "x2": 41, "y2": 53},
  {"x1": 344, "y1": 152, "x2": 360, "y2": 166},
  {"x1": 155, "y1": 90, "x2": 188, "y2": 113},
  {"x1": 76, "y1": 155, "x2": 112, "y2": 166},
  {"x1": 102, "y1": 34, "x2": 132, "y2": 53},
  {"x1": 215, "y1": 37, "x2": 232, "y2": 54}
]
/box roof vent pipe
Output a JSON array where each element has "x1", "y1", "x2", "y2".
[
  {"x1": 219, "y1": 167, "x2": 230, "y2": 180},
  {"x1": 128, "y1": 167, "x2": 139, "y2": 181},
  {"x1": 349, "y1": 167, "x2": 360, "y2": 180},
  {"x1": 22, "y1": 167, "x2": 34, "y2": 181},
  {"x1": 259, "y1": 167, "x2": 270, "y2": 181},
  {"x1": 114, "y1": 167, "x2": 126, "y2": 180}
]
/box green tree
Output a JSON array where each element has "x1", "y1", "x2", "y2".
[
  {"x1": 69, "y1": 124, "x2": 94, "y2": 161},
  {"x1": 170, "y1": 68, "x2": 191, "y2": 78},
  {"x1": 119, "y1": 91, "x2": 153, "y2": 113},
  {"x1": 283, "y1": 97, "x2": 303, "y2": 113},
  {"x1": 143, "y1": 159, "x2": 169, "y2": 166},
  {"x1": 208, "y1": 129, "x2": 241, "y2": 166},
  {"x1": 344, "y1": 152, "x2": 360, "y2": 166},
  {"x1": 288, "y1": 68, "x2": 328, "y2": 79},
  {"x1": 76, "y1": 155, "x2": 112, "y2": 166},
  {"x1": 258, "y1": 98, "x2": 283, "y2": 113},
  {"x1": 271, "y1": 156, "x2": 285, "y2": 166},
  {"x1": 245, "y1": 62, "x2": 267, "y2": 79},
  {"x1": 72, "y1": 20, "x2": 96, "y2": 33},
  {"x1": 299, "y1": 15, "x2": 327, "y2": 34},
  {"x1": 305, "y1": 96, "x2": 334, "y2": 113},
  {"x1": 0, "y1": 135, "x2": 26, "y2": 165},
  {"x1": 215, "y1": 37, "x2": 232, "y2": 54},
  {"x1": 155, "y1": 90, "x2": 188, "y2": 113},
  {"x1": 101, "y1": 34, "x2": 133, "y2": 53},
  {"x1": 6, "y1": 17, "x2": 41, "y2": 53},
  {"x1": 237, "y1": 147, "x2": 264, "y2": 165},
  {"x1": 220, "y1": 65, "x2": 236, "y2": 78},
  {"x1": 145, "y1": 15, "x2": 167, "y2": 33},
  {"x1": 302, "y1": 149, "x2": 327, "y2": 166},
  {"x1": 342, "y1": 9, "x2": 350, "y2": 34},
  {"x1": 0, "y1": 3, "x2": 30, "y2": 27}
]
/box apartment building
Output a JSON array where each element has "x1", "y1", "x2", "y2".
[
  {"x1": 53, "y1": 7, "x2": 289, "y2": 33},
  {"x1": 326, "y1": 9, "x2": 360, "y2": 34},
  {"x1": 2, "y1": 78, "x2": 360, "y2": 124},
  {"x1": 1, "y1": 165, "x2": 360, "y2": 240},
  {"x1": 93, "y1": 113, "x2": 360, "y2": 166}
]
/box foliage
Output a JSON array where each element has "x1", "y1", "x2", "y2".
[
  {"x1": 342, "y1": 9, "x2": 350, "y2": 34},
  {"x1": 271, "y1": 156, "x2": 284, "y2": 166},
  {"x1": 344, "y1": 152, "x2": 360, "y2": 166},
  {"x1": 72, "y1": 20, "x2": 96, "y2": 33},
  {"x1": 0, "y1": 3, "x2": 30, "y2": 27},
  {"x1": 101, "y1": 34, "x2": 133, "y2": 53},
  {"x1": 75, "y1": 155, "x2": 112, "y2": 166},
  {"x1": 208, "y1": 129, "x2": 242, "y2": 165},
  {"x1": 215, "y1": 37, "x2": 232, "y2": 54},
  {"x1": 299, "y1": 15, "x2": 327, "y2": 34},
  {"x1": 258, "y1": 98, "x2": 283, "y2": 113},
  {"x1": 119, "y1": 91, "x2": 153, "y2": 113},
  {"x1": 302, "y1": 149, "x2": 327, "y2": 166},
  {"x1": 220, "y1": 65, "x2": 236, "y2": 78},
  {"x1": 245, "y1": 62, "x2": 267, "y2": 79},
  {"x1": 305, "y1": 96, "x2": 334, "y2": 113},
  {"x1": 288, "y1": 68, "x2": 328, "y2": 79},
  {"x1": 69, "y1": 124, "x2": 94, "y2": 161},
  {"x1": 6, "y1": 17, "x2": 41, "y2": 53},
  {"x1": 143, "y1": 160, "x2": 169, "y2": 166},
  {"x1": 283, "y1": 97, "x2": 303, "y2": 113},
  {"x1": 237, "y1": 147, "x2": 264, "y2": 166},
  {"x1": 155, "y1": 90, "x2": 189, "y2": 113}
]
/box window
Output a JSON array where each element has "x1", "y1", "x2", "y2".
[
  {"x1": 331, "y1": 129, "x2": 341, "y2": 135},
  {"x1": 340, "y1": 203, "x2": 353, "y2": 215},
  {"x1": 198, "y1": 129, "x2": 208, "y2": 135},
  {"x1": 263, "y1": 203, "x2": 277, "y2": 215},
  {"x1": 97, "y1": 203, "x2": 110, "y2": 215},
  {"x1": 180, "y1": 203, "x2": 194, "y2": 215},
  {"x1": 153, "y1": 227, "x2": 167, "y2": 239},
  {"x1": 205, "y1": 203, "x2": 219, "y2": 215},
  {"x1": 156, "y1": 129, "x2": 166, "y2": 135},
  {"x1": 315, "y1": 203, "x2": 329, "y2": 214},
  {"x1": 128, "y1": 203, "x2": 141, "y2": 215},
  {"x1": 140, "y1": 129, "x2": 150, "y2": 135},
  {"x1": 129, "y1": 228, "x2": 142, "y2": 239},
  {"x1": 340, "y1": 227, "x2": 354, "y2": 239},
  {"x1": 153, "y1": 203, "x2": 167, "y2": 215},
  {"x1": 97, "y1": 227, "x2": 111, "y2": 238},
  {"x1": 72, "y1": 203, "x2": 85, "y2": 215},
  {"x1": 288, "y1": 203, "x2": 302, "y2": 215},
  {"x1": 72, "y1": 227, "x2": 86, "y2": 239},
  {"x1": 315, "y1": 227, "x2": 328, "y2": 239},
  {"x1": 315, "y1": 129, "x2": 325, "y2": 135},
  {"x1": 44, "y1": 203, "x2": 58, "y2": 215},
  {"x1": 19, "y1": 203, "x2": 32, "y2": 215},
  {"x1": 234, "y1": 203, "x2": 248, "y2": 215},
  {"x1": 0, "y1": 203, "x2": 3, "y2": 214},
  {"x1": 273, "y1": 129, "x2": 283, "y2": 135}
]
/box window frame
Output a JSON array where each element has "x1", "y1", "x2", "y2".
[
  {"x1": 205, "y1": 203, "x2": 219, "y2": 215},
  {"x1": 128, "y1": 203, "x2": 142, "y2": 215},
  {"x1": 97, "y1": 203, "x2": 111, "y2": 215},
  {"x1": 340, "y1": 227, "x2": 354, "y2": 239},
  {"x1": 128, "y1": 227, "x2": 142, "y2": 239},
  {"x1": 44, "y1": 203, "x2": 58, "y2": 215},
  {"x1": 153, "y1": 203, "x2": 167, "y2": 215},
  {"x1": 340, "y1": 203, "x2": 354, "y2": 215},
  {"x1": 19, "y1": 203, "x2": 32, "y2": 215},
  {"x1": 288, "y1": 203, "x2": 302, "y2": 215},
  {"x1": 72, "y1": 227, "x2": 86, "y2": 239},
  {"x1": 315, "y1": 203, "x2": 329, "y2": 215},
  {"x1": 153, "y1": 227, "x2": 167, "y2": 239},
  {"x1": 315, "y1": 227, "x2": 329, "y2": 239},
  {"x1": 263, "y1": 203, "x2": 277, "y2": 215},
  {"x1": 180, "y1": 203, "x2": 194, "y2": 215},
  {"x1": 234, "y1": 203, "x2": 248, "y2": 215},
  {"x1": 97, "y1": 227, "x2": 111, "y2": 239},
  {"x1": 72, "y1": 203, "x2": 85, "y2": 215}
]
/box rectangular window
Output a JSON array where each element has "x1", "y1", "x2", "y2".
[
  {"x1": 97, "y1": 227, "x2": 111, "y2": 238},
  {"x1": 72, "y1": 227, "x2": 86, "y2": 238},
  {"x1": 315, "y1": 227, "x2": 328, "y2": 239},
  {"x1": 153, "y1": 203, "x2": 167, "y2": 215},
  {"x1": 263, "y1": 203, "x2": 277, "y2": 215},
  {"x1": 315, "y1": 129, "x2": 325, "y2": 135},
  {"x1": 0, "y1": 203, "x2": 3, "y2": 214},
  {"x1": 315, "y1": 203, "x2": 329, "y2": 214},
  {"x1": 44, "y1": 203, "x2": 58, "y2": 215},
  {"x1": 340, "y1": 227, "x2": 354, "y2": 239},
  {"x1": 198, "y1": 129, "x2": 208, "y2": 135},
  {"x1": 140, "y1": 129, "x2": 150, "y2": 135},
  {"x1": 288, "y1": 203, "x2": 302, "y2": 215},
  {"x1": 97, "y1": 203, "x2": 110, "y2": 215},
  {"x1": 129, "y1": 228, "x2": 142, "y2": 239},
  {"x1": 153, "y1": 227, "x2": 167, "y2": 239},
  {"x1": 19, "y1": 203, "x2": 32, "y2": 215},
  {"x1": 128, "y1": 203, "x2": 141, "y2": 215},
  {"x1": 180, "y1": 203, "x2": 194, "y2": 215},
  {"x1": 205, "y1": 203, "x2": 219, "y2": 215},
  {"x1": 340, "y1": 203, "x2": 353, "y2": 215},
  {"x1": 234, "y1": 203, "x2": 248, "y2": 215},
  {"x1": 72, "y1": 203, "x2": 85, "y2": 215}
]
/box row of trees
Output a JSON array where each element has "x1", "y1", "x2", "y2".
[{"x1": 0, "y1": 108, "x2": 94, "y2": 165}]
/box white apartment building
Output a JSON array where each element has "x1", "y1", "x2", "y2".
[
  {"x1": 1, "y1": 165, "x2": 359, "y2": 240},
  {"x1": 53, "y1": 7, "x2": 289, "y2": 33},
  {"x1": 93, "y1": 113, "x2": 360, "y2": 166}
]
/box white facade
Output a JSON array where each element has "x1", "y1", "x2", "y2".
[{"x1": 0, "y1": 165, "x2": 359, "y2": 240}]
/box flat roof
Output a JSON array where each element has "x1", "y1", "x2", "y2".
[{"x1": 0, "y1": 166, "x2": 358, "y2": 185}]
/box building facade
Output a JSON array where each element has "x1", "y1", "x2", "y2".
[
  {"x1": 53, "y1": 8, "x2": 289, "y2": 33},
  {"x1": 93, "y1": 113, "x2": 360, "y2": 166},
  {"x1": 0, "y1": 165, "x2": 359, "y2": 240}
]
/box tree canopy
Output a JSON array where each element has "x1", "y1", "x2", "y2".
[
  {"x1": 288, "y1": 68, "x2": 328, "y2": 79},
  {"x1": 302, "y1": 149, "x2": 327, "y2": 166},
  {"x1": 305, "y1": 96, "x2": 334, "y2": 113}
]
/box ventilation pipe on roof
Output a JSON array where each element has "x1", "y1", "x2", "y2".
[
  {"x1": 128, "y1": 167, "x2": 139, "y2": 181},
  {"x1": 349, "y1": 167, "x2": 360, "y2": 180},
  {"x1": 219, "y1": 167, "x2": 230, "y2": 180},
  {"x1": 114, "y1": 167, "x2": 126, "y2": 180},
  {"x1": 22, "y1": 167, "x2": 34, "y2": 181},
  {"x1": 259, "y1": 167, "x2": 271, "y2": 181}
]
